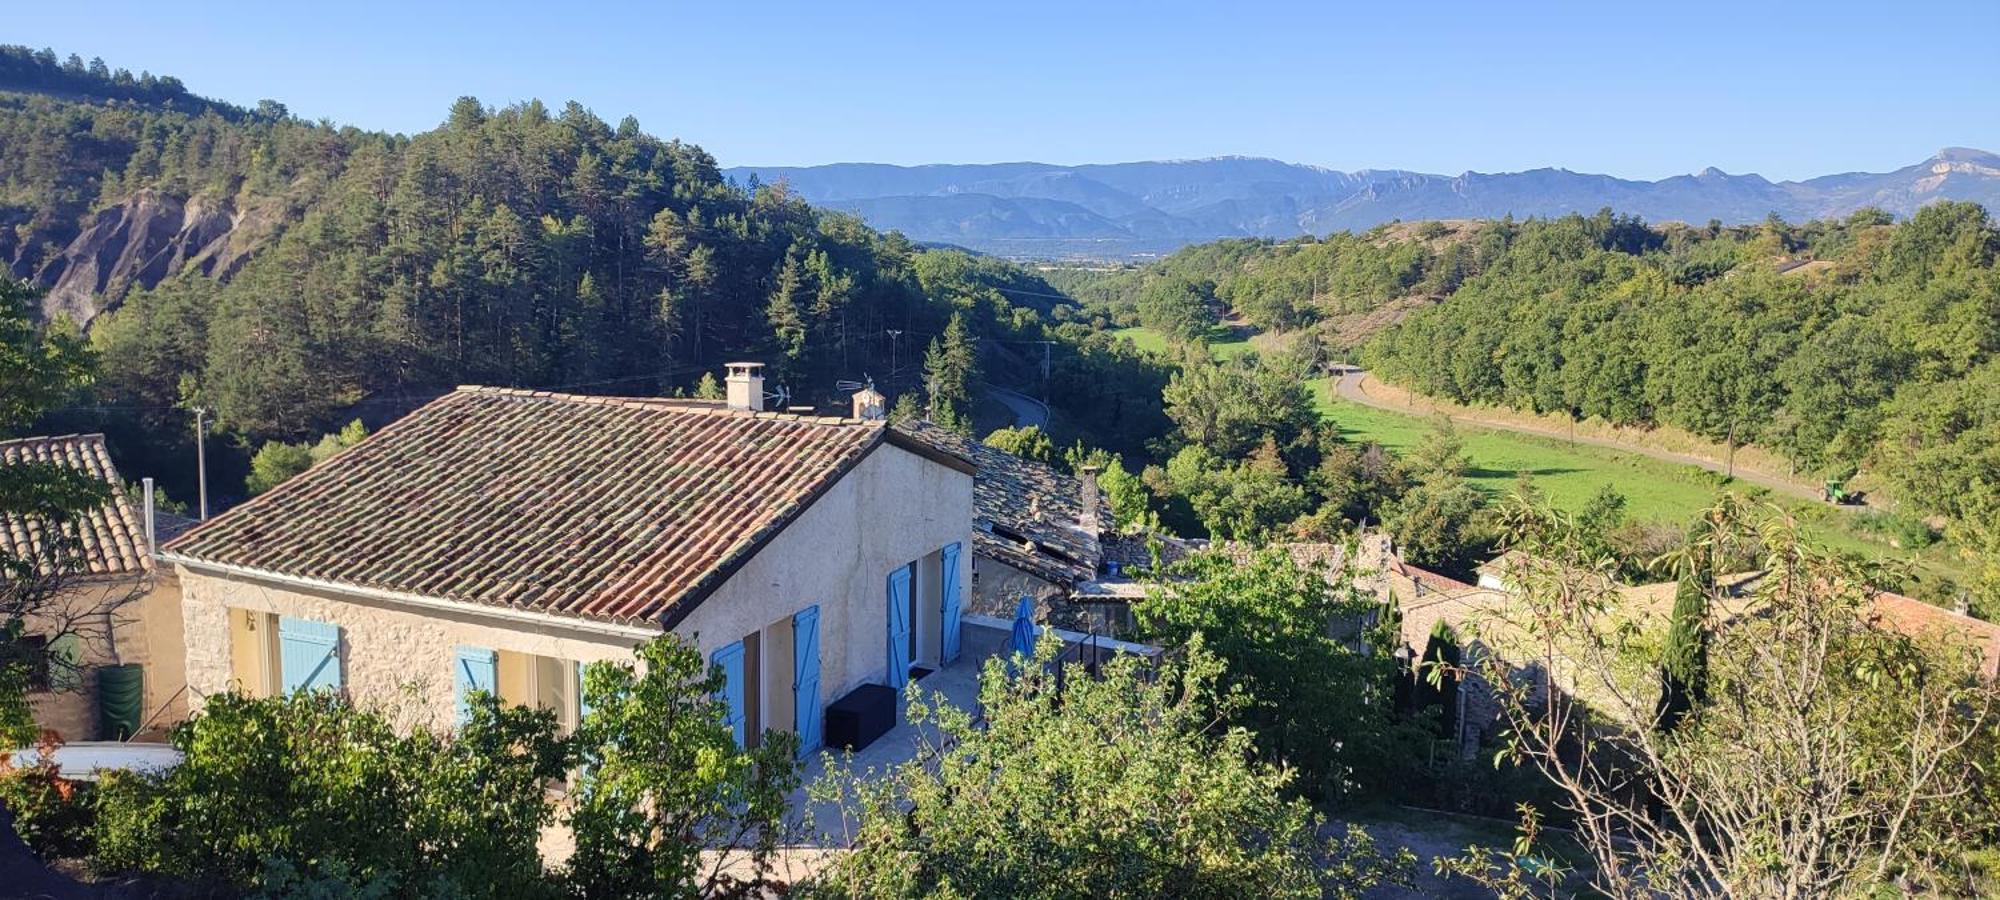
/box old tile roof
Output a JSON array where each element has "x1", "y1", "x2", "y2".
[
  {"x1": 1099, "y1": 532, "x2": 1204, "y2": 572},
  {"x1": 895, "y1": 421, "x2": 1110, "y2": 588},
  {"x1": 163, "y1": 387, "x2": 967, "y2": 628},
  {"x1": 0, "y1": 434, "x2": 149, "y2": 576},
  {"x1": 1868, "y1": 590, "x2": 2000, "y2": 680}
]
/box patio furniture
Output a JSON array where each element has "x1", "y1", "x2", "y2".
[{"x1": 825, "y1": 683, "x2": 897, "y2": 751}]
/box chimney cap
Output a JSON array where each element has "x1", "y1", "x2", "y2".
[{"x1": 723, "y1": 364, "x2": 767, "y2": 412}]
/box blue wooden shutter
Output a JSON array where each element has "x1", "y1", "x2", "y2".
[
  {"x1": 713, "y1": 641, "x2": 747, "y2": 747},
  {"x1": 793, "y1": 605, "x2": 822, "y2": 754},
  {"x1": 886, "y1": 567, "x2": 912, "y2": 689},
  {"x1": 278, "y1": 616, "x2": 341, "y2": 693},
  {"x1": 454, "y1": 646, "x2": 497, "y2": 726},
  {"x1": 940, "y1": 543, "x2": 964, "y2": 664}
]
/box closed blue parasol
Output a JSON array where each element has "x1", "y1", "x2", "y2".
[{"x1": 1009, "y1": 595, "x2": 1038, "y2": 659}]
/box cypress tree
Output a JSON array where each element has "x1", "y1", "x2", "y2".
[
  {"x1": 1420, "y1": 621, "x2": 1462, "y2": 742},
  {"x1": 1657, "y1": 545, "x2": 1712, "y2": 732}
]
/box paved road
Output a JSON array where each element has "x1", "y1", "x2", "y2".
[
  {"x1": 1331, "y1": 369, "x2": 1859, "y2": 508},
  {"x1": 988, "y1": 387, "x2": 1050, "y2": 429}
]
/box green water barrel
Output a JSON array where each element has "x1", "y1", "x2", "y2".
[{"x1": 98, "y1": 664, "x2": 144, "y2": 741}]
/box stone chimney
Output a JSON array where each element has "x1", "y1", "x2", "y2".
[
  {"x1": 1077, "y1": 464, "x2": 1103, "y2": 535},
  {"x1": 724, "y1": 363, "x2": 764, "y2": 412},
  {"x1": 851, "y1": 385, "x2": 887, "y2": 421}
]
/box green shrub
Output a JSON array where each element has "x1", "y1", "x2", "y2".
[
  {"x1": 808, "y1": 639, "x2": 1414, "y2": 898},
  {"x1": 562, "y1": 635, "x2": 800, "y2": 899},
  {"x1": 0, "y1": 748, "x2": 96, "y2": 859},
  {"x1": 91, "y1": 690, "x2": 565, "y2": 897}
]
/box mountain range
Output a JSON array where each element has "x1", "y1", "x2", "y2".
[{"x1": 726, "y1": 149, "x2": 2000, "y2": 259}]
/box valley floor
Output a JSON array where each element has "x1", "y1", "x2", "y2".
[
  {"x1": 1307, "y1": 376, "x2": 1973, "y2": 592},
  {"x1": 1334, "y1": 370, "x2": 1846, "y2": 506}
]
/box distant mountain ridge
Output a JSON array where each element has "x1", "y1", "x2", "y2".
[{"x1": 726, "y1": 150, "x2": 2000, "y2": 259}]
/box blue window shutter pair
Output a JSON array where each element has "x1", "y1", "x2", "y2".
[
  {"x1": 793, "y1": 605, "x2": 822, "y2": 754},
  {"x1": 278, "y1": 616, "x2": 341, "y2": 693},
  {"x1": 713, "y1": 642, "x2": 748, "y2": 747},
  {"x1": 886, "y1": 567, "x2": 912, "y2": 689},
  {"x1": 454, "y1": 646, "x2": 497, "y2": 726},
  {"x1": 940, "y1": 543, "x2": 964, "y2": 664}
]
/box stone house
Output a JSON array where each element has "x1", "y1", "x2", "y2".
[
  {"x1": 892, "y1": 421, "x2": 1112, "y2": 620},
  {"x1": 1, "y1": 434, "x2": 187, "y2": 741},
  {"x1": 158, "y1": 364, "x2": 975, "y2": 752}
]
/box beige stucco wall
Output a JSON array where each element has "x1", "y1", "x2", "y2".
[
  {"x1": 671, "y1": 440, "x2": 972, "y2": 707},
  {"x1": 26, "y1": 571, "x2": 187, "y2": 742},
  {"x1": 175, "y1": 441, "x2": 973, "y2": 739}
]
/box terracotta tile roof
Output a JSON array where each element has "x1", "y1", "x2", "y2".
[
  {"x1": 0, "y1": 434, "x2": 149, "y2": 576},
  {"x1": 1868, "y1": 590, "x2": 2000, "y2": 680},
  {"x1": 895, "y1": 422, "x2": 1109, "y2": 587},
  {"x1": 163, "y1": 387, "x2": 941, "y2": 627}
]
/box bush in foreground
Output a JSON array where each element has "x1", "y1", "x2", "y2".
[
  {"x1": 91, "y1": 690, "x2": 567, "y2": 897},
  {"x1": 806, "y1": 638, "x2": 1413, "y2": 899}
]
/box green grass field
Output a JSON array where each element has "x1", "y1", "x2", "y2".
[
  {"x1": 1309, "y1": 378, "x2": 1731, "y2": 521},
  {"x1": 1306, "y1": 378, "x2": 1963, "y2": 579},
  {"x1": 1112, "y1": 325, "x2": 1256, "y2": 360}
]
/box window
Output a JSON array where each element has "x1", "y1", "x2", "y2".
[
  {"x1": 9, "y1": 634, "x2": 79, "y2": 692},
  {"x1": 489, "y1": 650, "x2": 585, "y2": 733},
  {"x1": 226, "y1": 611, "x2": 341, "y2": 697}
]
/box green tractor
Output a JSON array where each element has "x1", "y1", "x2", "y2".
[{"x1": 1822, "y1": 479, "x2": 1863, "y2": 506}]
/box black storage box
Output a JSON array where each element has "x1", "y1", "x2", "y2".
[{"x1": 824, "y1": 683, "x2": 897, "y2": 751}]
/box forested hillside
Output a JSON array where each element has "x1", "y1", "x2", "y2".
[
  {"x1": 1046, "y1": 220, "x2": 1486, "y2": 348},
  {"x1": 1364, "y1": 204, "x2": 2000, "y2": 566},
  {"x1": 1063, "y1": 204, "x2": 2000, "y2": 600},
  {"x1": 0, "y1": 46, "x2": 1170, "y2": 503}
]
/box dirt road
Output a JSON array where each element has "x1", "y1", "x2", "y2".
[{"x1": 1332, "y1": 370, "x2": 1856, "y2": 508}]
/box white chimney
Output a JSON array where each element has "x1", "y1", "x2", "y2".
[
  {"x1": 852, "y1": 385, "x2": 887, "y2": 421},
  {"x1": 724, "y1": 363, "x2": 765, "y2": 412}
]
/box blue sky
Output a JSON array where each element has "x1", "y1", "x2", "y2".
[{"x1": 11, "y1": 1, "x2": 1998, "y2": 180}]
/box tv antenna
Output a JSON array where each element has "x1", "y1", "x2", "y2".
[{"x1": 885, "y1": 330, "x2": 904, "y2": 384}]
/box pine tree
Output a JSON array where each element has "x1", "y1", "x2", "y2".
[
  {"x1": 765, "y1": 252, "x2": 809, "y2": 385},
  {"x1": 693, "y1": 372, "x2": 723, "y2": 400},
  {"x1": 924, "y1": 312, "x2": 979, "y2": 434}
]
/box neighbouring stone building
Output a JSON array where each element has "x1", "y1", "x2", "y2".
[
  {"x1": 1, "y1": 434, "x2": 187, "y2": 741},
  {"x1": 159, "y1": 365, "x2": 975, "y2": 752},
  {"x1": 893, "y1": 421, "x2": 1113, "y2": 619}
]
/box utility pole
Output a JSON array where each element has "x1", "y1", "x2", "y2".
[
  {"x1": 1036, "y1": 340, "x2": 1053, "y2": 404},
  {"x1": 886, "y1": 330, "x2": 903, "y2": 389},
  {"x1": 194, "y1": 407, "x2": 209, "y2": 521},
  {"x1": 1725, "y1": 419, "x2": 1737, "y2": 480}
]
